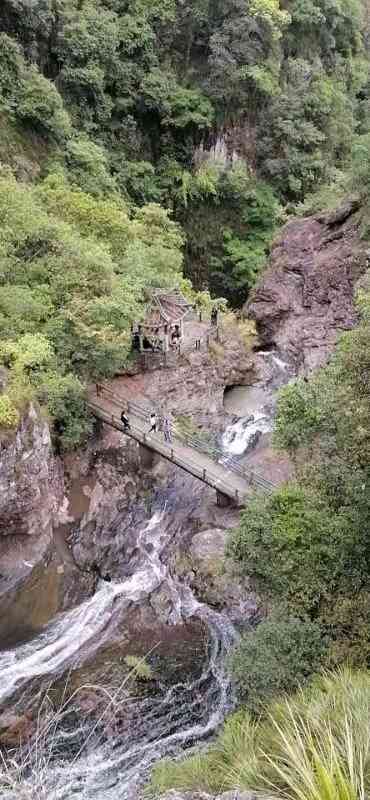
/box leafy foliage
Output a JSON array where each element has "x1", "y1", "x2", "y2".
[
  {"x1": 231, "y1": 617, "x2": 326, "y2": 712},
  {"x1": 0, "y1": 169, "x2": 184, "y2": 445},
  {"x1": 179, "y1": 164, "x2": 280, "y2": 305},
  {"x1": 228, "y1": 285, "x2": 370, "y2": 684},
  {"x1": 37, "y1": 373, "x2": 92, "y2": 451},
  {"x1": 0, "y1": 0, "x2": 369, "y2": 439},
  {"x1": 0, "y1": 394, "x2": 19, "y2": 429}
]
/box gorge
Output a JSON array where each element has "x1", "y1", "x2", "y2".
[
  {"x1": 1, "y1": 0, "x2": 370, "y2": 796},
  {"x1": 0, "y1": 201, "x2": 367, "y2": 799}
]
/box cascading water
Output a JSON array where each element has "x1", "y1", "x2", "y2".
[
  {"x1": 222, "y1": 351, "x2": 292, "y2": 458},
  {"x1": 222, "y1": 412, "x2": 271, "y2": 456},
  {"x1": 0, "y1": 509, "x2": 238, "y2": 800}
]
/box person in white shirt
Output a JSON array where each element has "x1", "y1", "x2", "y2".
[{"x1": 149, "y1": 412, "x2": 157, "y2": 433}]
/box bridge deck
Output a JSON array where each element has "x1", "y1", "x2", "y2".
[{"x1": 88, "y1": 385, "x2": 276, "y2": 505}]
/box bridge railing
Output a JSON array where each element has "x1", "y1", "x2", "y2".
[
  {"x1": 88, "y1": 402, "x2": 247, "y2": 503},
  {"x1": 93, "y1": 384, "x2": 276, "y2": 494}
]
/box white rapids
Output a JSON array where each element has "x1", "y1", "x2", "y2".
[
  {"x1": 0, "y1": 510, "x2": 238, "y2": 800},
  {"x1": 222, "y1": 411, "x2": 271, "y2": 456}
]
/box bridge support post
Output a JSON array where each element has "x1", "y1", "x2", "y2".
[
  {"x1": 216, "y1": 490, "x2": 233, "y2": 508},
  {"x1": 139, "y1": 444, "x2": 159, "y2": 469}
]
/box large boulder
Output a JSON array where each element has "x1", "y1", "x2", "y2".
[{"x1": 177, "y1": 527, "x2": 261, "y2": 624}]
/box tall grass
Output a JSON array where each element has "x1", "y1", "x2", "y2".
[{"x1": 149, "y1": 668, "x2": 370, "y2": 799}]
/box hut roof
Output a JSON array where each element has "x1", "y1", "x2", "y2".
[{"x1": 144, "y1": 289, "x2": 193, "y2": 328}]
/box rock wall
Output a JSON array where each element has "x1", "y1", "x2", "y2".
[
  {"x1": 246, "y1": 199, "x2": 368, "y2": 371},
  {"x1": 114, "y1": 325, "x2": 256, "y2": 424},
  {"x1": 0, "y1": 403, "x2": 64, "y2": 538}
]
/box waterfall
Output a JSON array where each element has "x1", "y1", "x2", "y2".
[
  {"x1": 0, "y1": 510, "x2": 238, "y2": 800},
  {"x1": 222, "y1": 411, "x2": 271, "y2": 456}
]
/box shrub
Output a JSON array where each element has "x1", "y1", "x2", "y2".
[
  {"x1": 0, "y1": 33, "x2": 71, "y2": 142},
  {"x1": 0, "y1": 393, "x2": 19, "y2": 429},
  {"x1": 273, "y1": 378, "x2": 323, "y2": 454},
  {"x1": 17, "y1": 67, "x2": 71, "y2": 142},
  {"x1": 64, "y1": 137, "x2": 116, "y2": 196},
  {"x1": 227, "y1": 484, "x2": 366, "y2": 616},
  {"x1": 231, "y1": 617, "x2": 326, "y2": 712},
  {"x1": 123, "y1": 655, "x2": 153, "y2": 681},
  {"x1": 37, "y1": 373, "x2": 92, "y2": 450}
]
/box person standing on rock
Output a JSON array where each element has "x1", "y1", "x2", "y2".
[
  {"x1": 148, "y1": 411, "x2": 157, "y2": 434},
  {"x1": 163, "y1": 415, "x2": 172, "y2": 444}
]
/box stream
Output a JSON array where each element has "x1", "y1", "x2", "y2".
[{"x1": 0, "y1": 509, "x2": 238, "y2": 800}]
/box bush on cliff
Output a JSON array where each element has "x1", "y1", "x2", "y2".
[
  {"x1": 227, "y1": 285, "x2": 370, "y2": 692},
  {"x1": 37, "y1": 373, "x2": 92, "y2": 451},
  {"x1": 0, "y1": 394, "x2": 19, "y2": 429},
  {"x1": 230, "y1": 617, "x2": 326, "y2": 713}
]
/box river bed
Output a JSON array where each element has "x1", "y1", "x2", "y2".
[
  {"x1": 0, "y1": 507, "x2": 238, "y2": 800},
  {"x1": 0, "y1": 353, "x2": 293, "y2": 797}
]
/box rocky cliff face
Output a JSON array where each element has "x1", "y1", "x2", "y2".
[
  {"x1": 246, "y1": 199, "x2": 368, "y2": 371},
  {"x1": 114, "y1": 323, "x2": 256, "y2": 425},
  {"x1": 0, "y1": 403, "x2": 64, "y2": 539}
]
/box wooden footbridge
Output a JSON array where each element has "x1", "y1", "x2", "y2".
[{"x1": 88, "y1": 385, "x2": 276, "y2": 507}]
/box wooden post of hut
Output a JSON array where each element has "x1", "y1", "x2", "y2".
[{"x1": 163, "y1": 324, "x2": 169, "y2": 353}]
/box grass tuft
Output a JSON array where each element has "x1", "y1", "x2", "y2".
[{"x1": 148, "y1": 668, "x2": 370, "y2": 800}]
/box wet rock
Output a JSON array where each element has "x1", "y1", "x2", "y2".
[
  {"x1": 246, "y1": 202, "x2": 367, "y2": 371},
  {"x1": 186, "y1": 527, "x2": 260, "y2": 624},
  {"x1": 245, "y1": 430, "x2": 261, "y2": 453},
  {"x1": 0, "y1": 710, "x2": 35, "y2": 746}
]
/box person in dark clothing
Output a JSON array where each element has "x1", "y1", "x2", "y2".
[
  {"x1": 211, "y1": 306, "x2": 218, "y2": 326},
  {"x1": 120, "y1": 410, "x2": 130, "y2": 431},
  {"x1": 170, "y1": 325, "x2": 181, "y2": 350},
  {"x1": 143, "y1": 335, "x2": 153, "y2": 351},
  {"x1": 132, "y1": 331, "x2": 141, "y2": 351}
]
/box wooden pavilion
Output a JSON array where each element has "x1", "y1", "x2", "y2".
[{"x1": 132, "y1": 289, "x2": 194, "y2": 353}]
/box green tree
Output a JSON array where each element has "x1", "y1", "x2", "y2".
[{"x1": 37, "y1": 372, "x2": 92, "y2": 450}]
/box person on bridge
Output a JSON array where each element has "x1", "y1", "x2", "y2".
[
  {"x1": 149, "y1": 411, "x2": 157, "y2": 434},
  {"x1": 211, "y1": 305, "x2": 218, "y2": 326},
  {"x1": 163, "y1": 415, "x2": 172, "y2": 444},
  {"x1": 120, "y1": 410, "x2": 130, "y2": 431}
]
